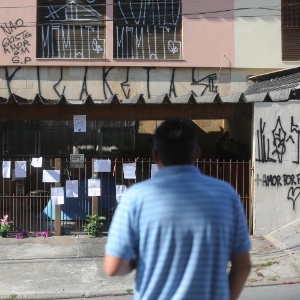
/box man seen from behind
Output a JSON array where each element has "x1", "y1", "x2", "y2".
[{"x1": 104, "y1": 119, "x2": 251, "y2": 300}]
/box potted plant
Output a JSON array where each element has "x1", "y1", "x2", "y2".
[
  {"x1": 0, "y1": 214, "x2": 12, "y2": 238},
  {"x1": 83, "y1": 214, "x2": 106, "y2": 237}
]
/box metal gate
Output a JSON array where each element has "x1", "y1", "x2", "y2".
[{"x1": 0, "y1": 158, "x2": 252, "y2": 235}]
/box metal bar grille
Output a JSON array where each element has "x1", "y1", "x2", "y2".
[
  {"x1": 2, "y1": 120, "x2": 135, "y2": 157},
  {"x1": 36, "y1": 0, "x2": 106, "y2": 59},
  {"x1": 114, "y1": 0, "x2": 182, "y2": 59}
]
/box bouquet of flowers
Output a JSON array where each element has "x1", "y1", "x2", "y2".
[{"x1": 0, "y1": 214, "x2": 12, "y2": 233}]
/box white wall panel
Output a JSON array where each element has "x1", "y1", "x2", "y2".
[
  {"x1": 253, "y1": 102, "x2": 300, "y2": 235},
  {"x1": 234, "y1": 0, "x2": 299, "y2": 68}
]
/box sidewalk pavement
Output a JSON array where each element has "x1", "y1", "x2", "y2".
[{"x1": 0, "y1": 227, "x2": 300, "y2": 300}]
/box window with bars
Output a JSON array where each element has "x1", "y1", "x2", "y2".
[
  {"x1": 36, "y1": 0, "x2": 106, "y2": 59},
  {"x1": 114, "y1": 0, "x2": 182, "y2": 60},
  {"x1": 282, "y1": 0, "x2": 300, "y2": 61}
]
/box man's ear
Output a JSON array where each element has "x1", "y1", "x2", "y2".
[{"x1": 194, "y1": 145, "x2": 201, "y2": 160}]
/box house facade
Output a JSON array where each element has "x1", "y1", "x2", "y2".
[
  {"x1": 0, "y1": 0, "x2": 284, "y2": 158},
  {"x1": 0, "y1": 0, "x2": 299, "y2": 235}
]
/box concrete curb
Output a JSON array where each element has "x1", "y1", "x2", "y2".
[{"x1": 0, "y1": 292, "x2": 132, "y2": 300}]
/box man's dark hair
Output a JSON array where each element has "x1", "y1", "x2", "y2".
[{"x1": 153, "y1": 119, "x2": 198, "y2": 166}]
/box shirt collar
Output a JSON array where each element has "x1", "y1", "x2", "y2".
[{"x1": 153, "y1": 165, "x2": 200, "y2": 178}]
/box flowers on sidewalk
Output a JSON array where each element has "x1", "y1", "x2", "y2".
[
  {"x1": 15, "y1": 230, "x2": 50, "y2": 239},
  {"x1": 16, "y1": 230, "x2": 29, "y2": 239},
  {"x1": 1, "y1": 215, "x2": 51, "y2": 239},
  {"x1": 36, "y1": 231, "x2": 50, "y2": 238}
]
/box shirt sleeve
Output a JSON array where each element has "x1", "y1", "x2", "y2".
[{"x1": 105, "y1": 191, "x2": 136, "y2": 260}]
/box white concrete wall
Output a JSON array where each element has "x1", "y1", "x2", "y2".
[
  {"x1": 253, "y1": 102, "x2": 300, "y2": 236},
  {"x1": 234, "y1": 0, "x2": 300, "y2": 69}
]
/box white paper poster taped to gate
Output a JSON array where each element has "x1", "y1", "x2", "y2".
[
  {"x1": 43, "y1": 170, "x2": 60, "y2": 183},
  {"x1": 116, "y1": 184, "x2": 127, "y2": 203},
  {"x1": 74, "y1": 115, "x2": 86, "y2": 132},
  {"x1": 2, "y1": 161, "x2": 11, "y2": 178},
  {"x1": 123, "y1": 163, "x2": 136, "y2": 179},
  {"x1": 94, "y1": 159, "x2": 111, "y2": 172},
  {"x1": 66, "y1": 180, "x2": 79, "y2": 198},
  {"x1": 31, "y1": 157, "x2": 43, "y2": 168},
  {"x1": 15, "y1": 161, "x2": 27, "y2": 178},
  {"x1": 88, "y1": 179, "x2": 101, "y2": 196},
  {"x1": 51, "y1": 187, "x2": 64, "y2": 205}
]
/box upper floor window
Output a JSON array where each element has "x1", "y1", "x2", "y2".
[
  {"x1": 37, "y1": 0, "x2": 105, "y2": 59},
  {"x1": 282, "y1": 0, "x2": 300, "y2": 61},
  {"x1": 114, "y1": 0, "x2": 182, "y2": 60}
]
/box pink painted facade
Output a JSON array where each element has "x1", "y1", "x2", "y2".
[
  {"x1": 182, "y1": 1, "x2": 234, "y2": 68},
  {"x1": 0, "y1": 0, "x2": 235, "y2": 68}
]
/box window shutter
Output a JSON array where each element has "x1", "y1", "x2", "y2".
[{"x1": 282, "y1": 0, "x2": 300, "y2": 61}]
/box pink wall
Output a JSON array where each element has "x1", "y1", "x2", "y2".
[
  {"x1": 0, "y1": 0, "x2": 234, "y2": 67},
  {"x1": 183, "y1": 1, "x2": 234, "y2": 68}
]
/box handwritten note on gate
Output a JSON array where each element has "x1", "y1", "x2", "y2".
[{"x1": 74, "y1": 115, "x2": 86, "y2": 132}]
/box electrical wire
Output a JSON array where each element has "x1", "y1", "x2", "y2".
[
  {"x1": 0, "y1": 1, "x2": 283, "y2": 28},
  {"x1": 0, "y1": 13, "x2": 282, "y2": 28},
  {"x1": 0, "y1": 0, "x2": 282, "y2": 9}
]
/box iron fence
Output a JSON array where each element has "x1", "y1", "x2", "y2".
[{"x1": 0, "y1": 158, "x2": 252, "y2": 235}]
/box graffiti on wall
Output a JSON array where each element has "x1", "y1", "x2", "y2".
[
  {"x1": 3, "y1": 66, "x2": 218, "y2": 100},
  {"x1": 255, "y1": 116, "x2": 300, "y2": 164},
  {"x1": 255, "y1": 115, "x2": 300, "y2": 210},
  {"x1": 191, "y1": 69, "x2": 218, "y2": 96},
  {"x1": 37, "y1": 0, "x2": 105, "y2": 59},
  {"x1": 1, "y1": 19, "x2": 32, "y2": 64},
  {"x1": 1, "y1": 0, "x2": 183, "y2": 61},
  {"x1": 115, "y1": 0, "x2": 181, "y2": 59}
]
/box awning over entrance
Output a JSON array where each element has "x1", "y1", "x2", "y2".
[{"x1": 0, "y1": 92, "x2": 253, "y2": 121}]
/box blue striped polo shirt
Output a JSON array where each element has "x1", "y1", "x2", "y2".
[{"x1": 105, "y1": 165, "x2": 251, "y2": 300}]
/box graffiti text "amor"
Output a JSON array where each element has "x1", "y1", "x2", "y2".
[
  {"x1": 1, "y1": 19, "x2": 32, "y2": 64},
  {"x1": 256, "y1": 173, "x2": 300, "y2": 187}
]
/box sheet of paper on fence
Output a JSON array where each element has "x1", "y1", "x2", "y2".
[
  {"x1": 43, "y1": 170, "x2": 60, "y2": 183},
  {"x1": 123, "y1": 163, "x2": 136, "y2": 179},
  {"x1": 94, "y1": 159, "x2": 111, "y2": 172},
  {"x1": 151, "y1": 163, "x2": 159, "y2": 178},
  {"x1": 15, "y1": 161, "x2": 27, "y2": 178},
  {"x1": 88, "y1": 179, "x2": 101, "y2": 196},
  {"x1": 116, "y1": 184, "x2": 127, "y2": 203},
  {"x1": 31, "y1": 157, "x2": 43, "y2": 168},
  {"x1": 66, "y1": 180, "x2": 79, "y2": 198},
  {"x1": 51, "y1": 187, "x2": 64, "y2": 205},
  {"x1": 2, "y1": 161, "x2": 11, "y2": 178},
  {"x1": 74, "y1": 115, "x2": 86, "y2": 133}
]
